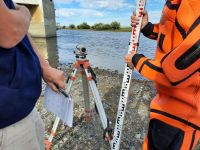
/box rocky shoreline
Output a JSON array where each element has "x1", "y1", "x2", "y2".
[{"x1": 36, "y1": 66, "x2": 199, "y2": 150}]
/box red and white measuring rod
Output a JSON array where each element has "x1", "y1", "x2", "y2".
[{"x1": 111, "y1": 0, "x2": 147, "y2": 150}]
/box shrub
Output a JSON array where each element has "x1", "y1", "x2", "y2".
[
  {"x1": 102, "y1": 24, "x2": 111, "y2": 30},
  {"x1": 69, "y1": 24, "x2": 75, "y2": 29},
  {"x1": 77, "y1": 22, "x2": 90, "y2": 29},
  {"x1": 92, "y1": 23, "x2": 104, "y2": 30},
  {"x1": 92, "y1": 23, "x2": 112, "y2": 30},
  {"x1": 110, "y1": 21, "x2": 121, "y2": 30},
  {"x1": 62, "y1": 25, "x2": 67, "y2": 29}
]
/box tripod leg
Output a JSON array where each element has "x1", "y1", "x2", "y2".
[
  {"x1": 45, "y1": 68, "x2": 78, "y2": 150},
  {"x1": 66, "y1": 68, "x2": 78, "y2": 93},
  {"x1": 45, "y1": 117, "x2": 60, "y2": 150},
  {"x1": 84, "y1": 68, "x2": 113, "y2": 145},
  {"x1": 81, "y1": 69, "x2": 91, "y2": 124}
]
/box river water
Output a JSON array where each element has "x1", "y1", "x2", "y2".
[{"x1": 33, "y1": 29, "x2": 157, "y2": 79}]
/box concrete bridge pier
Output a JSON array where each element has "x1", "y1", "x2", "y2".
[{"x1": 13, "y1": 0, "x2": 56, "y2": 37}]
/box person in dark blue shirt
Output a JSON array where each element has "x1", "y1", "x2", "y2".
[{"x1": 0, "y1": 0, "x2": 65, "y2": 149}]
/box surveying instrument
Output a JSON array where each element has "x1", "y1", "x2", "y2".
[{"x1": 45, "y1": 45, "x2": 113, "y2": 150}]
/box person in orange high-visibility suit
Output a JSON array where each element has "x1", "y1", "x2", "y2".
[{"x1": 125, "y1": 0, "x2": 200, "y2": 149}]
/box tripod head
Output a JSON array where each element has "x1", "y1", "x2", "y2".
[{"x1": 74, "y1": 45, "x2": 87, "y2": 60}]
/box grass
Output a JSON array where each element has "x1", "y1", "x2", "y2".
[{"x1": 114, "y1": 27, "x2": 132, "y2": 32}]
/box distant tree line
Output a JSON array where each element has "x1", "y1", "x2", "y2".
[{"x1": 62, "y1": 21, "x2": 121, "y2": 30}]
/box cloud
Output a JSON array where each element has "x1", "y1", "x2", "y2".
[
  {"x1": 55, "y1": 0, "x2": 134, "y2": 10},
  {"x1": 54, "y1": 0, "x2": 73, "y2": 4},
  {"x1": 77, "y1": 0, "x2": 134, "y2": 10},
  {"x1": 56, "y1": 8, "x2": 104, "y2": 18}
]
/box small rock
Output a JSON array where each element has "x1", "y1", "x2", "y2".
[{"x1": 135, "y1": 133, "x2": 141, "y2": 139}]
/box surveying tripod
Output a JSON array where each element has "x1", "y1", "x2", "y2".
[{"x1": 45, "y1": 45, "x2": 113, "y2": 150}]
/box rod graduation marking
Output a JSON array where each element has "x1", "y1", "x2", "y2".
[{"x1": 112, "y1": 0, "x2": 147, "y2": 150}]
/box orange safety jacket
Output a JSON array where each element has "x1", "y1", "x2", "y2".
[{"x1": 132, "y1": 0, "x2": 200, "y2": 133}]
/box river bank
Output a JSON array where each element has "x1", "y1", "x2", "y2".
[
  {"x1": 36, "y1": 65, "x2": 155, "y2": 150},
  {"x1": 36, "y1": 66, "x2": 200, "y2": 150}
]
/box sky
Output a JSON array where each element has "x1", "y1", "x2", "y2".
[{"x1": 54, "y1": 0, "x2": 166, "y2": 27}]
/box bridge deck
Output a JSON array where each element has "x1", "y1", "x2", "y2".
[{"x1": 13, "y1": 0, "x2": 39, "y2": 5}]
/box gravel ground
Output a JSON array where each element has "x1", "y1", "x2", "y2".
[{"x1": 36, "y1": 65, "x2": 200, "y2": 150}]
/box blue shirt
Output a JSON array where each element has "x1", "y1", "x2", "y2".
[{"x1": 0, "y1": 0, "x2": 42, "y2": 129}]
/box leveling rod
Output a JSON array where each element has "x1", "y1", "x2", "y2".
[{"x1": 111, "y1": 0, "x2": 147, "y2": 150}]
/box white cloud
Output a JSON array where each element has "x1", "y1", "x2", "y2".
[
  {"x1": 55, "y1": 0, "x2": 134, "y2": 10},
  {"x1": 56, "y1": 8, "x2": 104, "y2": 18},
  {"x1": 54, "y1": 0, "x2": 73, "y2": 4},
  {"x1": 77, "y1": 0, "x2": 133, "y2": 10}
]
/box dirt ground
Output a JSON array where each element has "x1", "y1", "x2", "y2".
[{"x1": 36, "y1": 66, "x2": 200, "y2": 150}]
